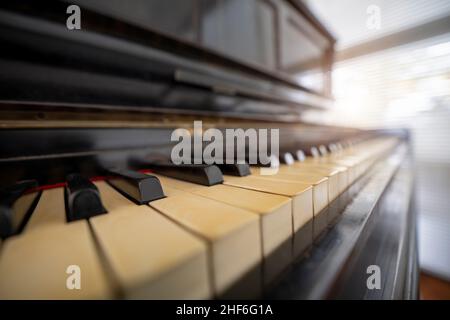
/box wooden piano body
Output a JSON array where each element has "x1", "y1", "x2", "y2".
[{"x1": 0, "y1": 0, "x2": 418, "y2": 299}]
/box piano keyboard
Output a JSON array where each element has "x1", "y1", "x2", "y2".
[{"x1": 0, "y1": 137, "x2": 400, "y2": 299}]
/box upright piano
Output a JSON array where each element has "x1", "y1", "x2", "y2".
[{"x1": 0, "y1": 0, "x2": 418, "y2": 299}]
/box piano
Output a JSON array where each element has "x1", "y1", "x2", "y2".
[{"x1": 0, "y1": 0, "x2": 418, "y2": 299}]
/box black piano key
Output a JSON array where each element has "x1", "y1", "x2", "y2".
[
  {"x1": 149, "y1": 163, "x2": 223, "y2": 186},
  {"x1": 296, "y1": 150, "x2": 306, "y2": 162},
  {"x1": 280, "y1": 152, "x2": 295, "y2": 165},
  {"x1": 328, "y1": 144, "x2": 338, "y2": 153},
  {"x1": 319, "y1": 145, "x2": 328, "y2": 156},
  {"x1": 0, "y1": 180, "x2": 40, "y2": 238},
  {"x1": 107, "y1": 168, "x2": 165, "y2": 204},
  {"x1": 65, "y1": 174, "x2": 106, "y2": 222},
  {"x1": 216, "y1": 163, "x2": 251, "y2": 176},
  {"x1": 260, "y1": 155, "x2": 280, "y2": 168},
  {"x1": 310, "y1": 146, "x2": 321, "y2": 158},
  {"x1": 294, "y1": 144, "x2": 318, "y2": 157}
]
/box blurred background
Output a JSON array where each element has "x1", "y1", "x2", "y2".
[{"x1": 300, "y1": 0, "x2": 450, "y2": 297}]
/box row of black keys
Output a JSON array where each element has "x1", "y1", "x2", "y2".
[
  {"x1": 0, "y1": 163, "x2": 251, "y2": 239},
  {"x1": 0, "y1": 143, "x2": 347, "y2": 239}
]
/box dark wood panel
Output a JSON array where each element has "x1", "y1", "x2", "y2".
[
  {"x1": 201, "y1": 0, "x2": 278, "y2": 70},
  {"x1": 64, "y1": 0, "x2": 200, "y2": 42}
]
